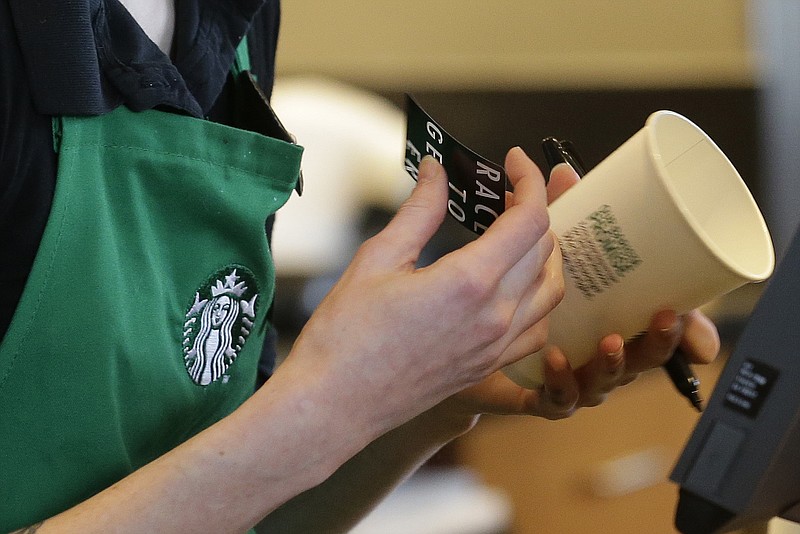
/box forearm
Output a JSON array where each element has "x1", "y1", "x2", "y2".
[
  {"x1": 14, "y1": 365, "x2": 382, "y2": 534},
  {"x1": 260, "y1": 402, "x2": 478, "y2": 533},
  {"x1": 9, "y1": 148, "x2": 562, "y2": 533}
]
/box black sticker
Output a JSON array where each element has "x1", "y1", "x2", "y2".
[
  {"x1": 404, "y1": 95, "x2": 507, "y2": 235},
  {"x1": 724, "y1": 359, "x2": 779, "y2": 418}
]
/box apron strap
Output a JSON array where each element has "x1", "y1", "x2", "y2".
[
  {"x1": 51, "y1": 115, "x2": 63, "y2": 154},
  {"x1": 230, "y1": 35, "x2": 304, "y2": 195},
  {"x1": 233, "y1": 36, "x2": 252, "y2": 77}
]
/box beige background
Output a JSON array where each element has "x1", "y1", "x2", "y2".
[
  {"x1": 276, "y1": 0, "x2": 753, "y2": 90},
  {"x1": 457, "y1": 359, "x2": 731, "y2": 534}
]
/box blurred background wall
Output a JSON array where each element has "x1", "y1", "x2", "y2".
[
  {"x1": 267, "y1": 2, "x2": 800, "y2": 533},
  {"x1": 275, "y1": 1, "x2": 752, "y2": 90},
  {"x1": 274, "y1": 0, "x2": 761, "y2": 190}
]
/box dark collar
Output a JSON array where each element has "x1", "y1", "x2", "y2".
[{"x1": 8, "y1": 0, "x2": 268, "y2": 117}]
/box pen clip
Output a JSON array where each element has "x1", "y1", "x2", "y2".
[{"x1": 541, "y1": 137, "x2": 588, "y2": 178}]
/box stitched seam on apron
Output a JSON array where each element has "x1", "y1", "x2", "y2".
[
  {"x1": 60, "y1": 144, "x2": 298, "y2": 181},
  {"x1": 0, "y1": 168, "x2": 74, "y2": 391}
]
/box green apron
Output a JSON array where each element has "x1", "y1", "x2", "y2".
[{"x1": 0, "y1": 41, "x2": 302, "y2": 530}]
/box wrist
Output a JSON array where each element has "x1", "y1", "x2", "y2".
[{"x1": 412, "y1": 400, "x2": 481, "y2": 443}]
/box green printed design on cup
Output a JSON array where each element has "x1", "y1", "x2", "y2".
[{"x1": 560, "y1": 205, "x2": 642, "y2": 299}]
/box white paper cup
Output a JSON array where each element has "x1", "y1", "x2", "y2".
[{"x1": 503, "y1": 110, "x2": 775, "y2": 388}]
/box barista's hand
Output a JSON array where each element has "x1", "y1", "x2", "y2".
[
  {"x1": 281, "y1": 147, "x2": 564, "y2": 437},
  {"x1": 438, "y1": 163, "x2": 720, "y2": 420},
  {"x1": 546, "y1": 163, "x2": 720, "y2": 406}
]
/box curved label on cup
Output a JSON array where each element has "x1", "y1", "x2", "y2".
[
  {"x1": 404, "y1": 95, "x2": 507, "y2": 235},
  {"x1": 560, "y1": 205, "x2": 642, "y2": 299}
]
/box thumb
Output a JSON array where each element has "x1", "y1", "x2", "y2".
[{"x1": 380, "y1": 156, "x2": 449, "y2": 261}]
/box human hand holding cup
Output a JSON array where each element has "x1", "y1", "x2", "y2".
[{"x1": 503, "y1": 110, "x2": 775, "y2": 389}]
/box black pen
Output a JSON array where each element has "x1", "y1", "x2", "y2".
[
  {"x1": 541, "y1": 137, "x2": 704, "y2": 412},
  {"x1": 542, "y1": 136, "x2": 587, "y2": 178}
]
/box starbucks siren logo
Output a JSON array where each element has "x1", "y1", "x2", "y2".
[{"x1": 183, "y1": 266, "x2": 259, "y2": 386}]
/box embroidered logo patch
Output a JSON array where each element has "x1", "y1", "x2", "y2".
[{"x1": 183, "y1": 266, "x2": 259, "y2": 386}]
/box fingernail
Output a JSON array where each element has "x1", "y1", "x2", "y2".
[
  {"x1": 550, "y1": 162, "x2": 576, "y2": 182},
  {"x1": 541, "y1": 137, "x2": 586, "y2": 180},
  {"x1": 542, "y1": 137, "x2": 569, "y2": 173},
  {"x1": 606, "y1": 341, "x2": 624, "y2": 374},
  {"x1": 655, "y1": 310, "x2": 679, "y2": 335},
  {"x1": 508, "y1": 145, "x2": 530, "y2": 162},
  {"x1": 659, "y1": 320, "x2": 679, "y2": 336},
  {"x1": 418, "y1": 155, "x2": 440, "y2": 181}
]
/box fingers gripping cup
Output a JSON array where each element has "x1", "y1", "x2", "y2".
[{"x1": 503, "y1": 111, "x2": 775, "y2": 389}]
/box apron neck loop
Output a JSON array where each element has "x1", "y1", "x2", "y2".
[
  {"x1": 233, "y1": 36, "x2": 252, "y2": 77},
  {"x1": 51, "y1": 116, "x2": 64, "y2": 154}
]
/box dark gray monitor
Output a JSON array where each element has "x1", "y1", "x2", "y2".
[{"x1": 671, "y1": 227, "x2": 800, "y2": 533}]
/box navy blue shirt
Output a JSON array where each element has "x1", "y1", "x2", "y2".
[{"x1": 0, "y1": 0, "x2": 282, "y2": 374}]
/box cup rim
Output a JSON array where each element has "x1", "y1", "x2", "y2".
[{"x1": 645, "y1": 110, "x2": 775, "y2": 282}]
